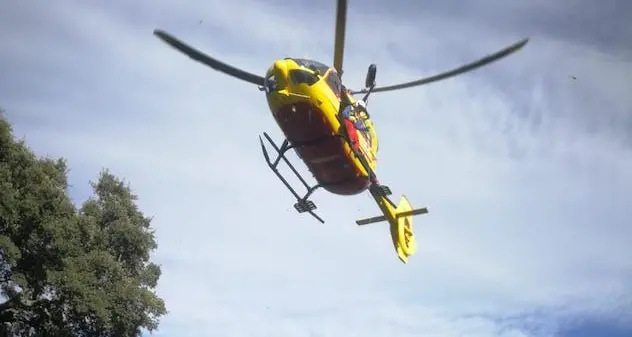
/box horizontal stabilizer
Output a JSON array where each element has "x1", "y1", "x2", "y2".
[
  {"x1": 358, "y1": 194, "x2": 427, "y2": 263},
  {"x1": 356, "y1": 207, "x2": 428, "y2": 226}
]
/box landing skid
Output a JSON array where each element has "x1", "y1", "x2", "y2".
[
  {"x1": 259, "y1": 132, "x2": 323, "y2": 223},
  {"x1": 259, "y1": 132, "x2": 353, "y2": 224}
]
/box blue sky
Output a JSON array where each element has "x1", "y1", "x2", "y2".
[{"x1": 1, "y1": 0, "x2": 631, "y2": 336}]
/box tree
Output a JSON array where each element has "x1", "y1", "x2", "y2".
[{"x1": 0, "y1": 109, "x2": 166, "y2": 336}]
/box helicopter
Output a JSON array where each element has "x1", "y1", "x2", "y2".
[{"x1": 153, "y1": 0, "x2": 529, "y2": 264}]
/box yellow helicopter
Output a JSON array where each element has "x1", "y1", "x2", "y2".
[{"x1": 153, "y1": 0, "x2": 529, "y2": 263}]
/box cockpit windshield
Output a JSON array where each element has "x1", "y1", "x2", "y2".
[
  {"x1": 287, "y1": 58, "x2": 342, "y2": 96},
  {"x1": 290, "y1": 58, "x2": 331, "y2": 76}
]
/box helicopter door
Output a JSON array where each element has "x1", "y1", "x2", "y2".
[{"x1": 341, "y1": 104, "x2": 375, "y2": 163}]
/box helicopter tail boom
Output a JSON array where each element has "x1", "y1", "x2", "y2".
[{"x1": 357, "y1": 192, "x2": 428, "y2": 263}]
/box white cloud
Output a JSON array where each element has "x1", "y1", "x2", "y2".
[{"x1": 1, "y1": 0, "x2": 631, "y2": 336}]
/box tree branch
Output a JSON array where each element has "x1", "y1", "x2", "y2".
[{"x1": 0, "y1": 293, "x2": 22, "y2": 313}]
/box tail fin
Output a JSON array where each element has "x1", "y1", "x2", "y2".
[{"x1": 356, "y1": 194, "x2": 428, "y2": 263}]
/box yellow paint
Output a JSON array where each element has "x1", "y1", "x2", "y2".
[
  {"x1": 371, "y1": 194, "x2": 418, "y2": 263},
  {"x1": 264, "y1": 58, "x2": 425, "y2": 264},
  {"x1": 263, "y1": 58, "x2": 378, "y2": 177}
]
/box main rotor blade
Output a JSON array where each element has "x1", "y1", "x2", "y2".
[
  {"x1": 332, "y1": 0, "x2": 348, "y2": 76},
  {"x1": 153, "y1": 29, "x2": 265, "y2": 86},
  {"x1": 351, "y1": 38, "x2": 529, "y2": 94}
]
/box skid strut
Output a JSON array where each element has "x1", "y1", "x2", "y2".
[{"x1": 259, "y1": 132, "x2": 325, "y2": 223}]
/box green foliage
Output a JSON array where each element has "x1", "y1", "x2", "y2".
[{"x1": 0, "y1": 110, "x2": 166, "y2": 336}]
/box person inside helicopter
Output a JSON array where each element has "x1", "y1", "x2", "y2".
[{"x1": 341, "y1": 98, "x2": 370, "y2": 132}]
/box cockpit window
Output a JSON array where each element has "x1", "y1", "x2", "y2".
[
  {"x1": 325, "y1": 71, "x2": 342, "y2": 97},
  {"x1": 289, "y1": 69, "x2": 319, "y2": 86},
  {"x1": 290, "y1": 58, "x2": 331, "y2": 76}
]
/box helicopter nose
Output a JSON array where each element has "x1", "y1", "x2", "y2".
[{"x1": 272, "y1": 60, "x2": 289, "y2": 88}]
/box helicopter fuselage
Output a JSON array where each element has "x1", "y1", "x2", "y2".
[{"x1": 263, "y1": 58, "x2": 379, "y2": 195}]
